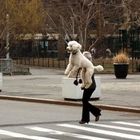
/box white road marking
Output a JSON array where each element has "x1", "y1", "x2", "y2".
[
  {"x1": 112, "y1": 121, "x2": 140, "y2": 127},
  {"x1": 89, "y1": 123, "x2": 140, "y2": 133},
  {"x1": 58, "y1": 124, "x2": 140, "y2": 140},
  {"x1": 0, "y1": 129, "x2": 58, "y2": 140},
  {"x1": 26, "y1": 126, "x2": 111, "y2": 140}
]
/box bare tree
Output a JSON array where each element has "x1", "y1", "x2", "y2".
[
  {"x1": 46, "y1": 0, "x2": 140, "y2": 52},
  {"x1": 0, "y1": 0, "x2": 45, "y2": 57},
  {"x1": 46, "y1": 0, "x2": 101, "y2": 51}
]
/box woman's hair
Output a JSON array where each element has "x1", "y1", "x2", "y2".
[{"x1": 83, "y1": 51, "x2": 92, "y2": 61}]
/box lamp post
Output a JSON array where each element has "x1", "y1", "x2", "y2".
[
  {"x1": 6, "y1": 13, "x2": 10, "y2": 59},
  {"x1": 4, "y1": 13, "x2": 12, "y2": 75}
]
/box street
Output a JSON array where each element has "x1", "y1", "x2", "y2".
[
  {"x1": 0, "y1": 0, "x2": 140, "y2": 139},
  {"x1": 0, "y1": 100, "x2": 140, "y2": 140},
  {"x1": 2, "y1": 69, "x2": 140, "y2": 107}
]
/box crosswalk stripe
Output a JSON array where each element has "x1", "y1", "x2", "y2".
[
  {"x1": 58, "y1": 124, "x2": 140, "y2": 140},
  {"x1": 26, "y1": 126, "x2": 111, "y2": 140},
  {"x1": 0, "y1": 129, "x2": 58, "y2": 140},
  {"x1": 89, "y1": 123, "x2": 140, "y2": 133},
  {"x1": 112, "y1": 121, "x2": 140, "y2": 127}
]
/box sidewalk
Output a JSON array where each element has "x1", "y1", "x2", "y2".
[{"x1": 0, "y1": 67, "x2": 140, "y2": 113}]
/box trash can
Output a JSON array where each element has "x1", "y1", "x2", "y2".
[
  {"x1": 0, "y1": 58, "x2": 13, "y2": 75},
  {"x1": 62, "y1": 76, "x2": 101, "y2": 100}
]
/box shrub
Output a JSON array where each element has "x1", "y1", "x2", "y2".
[{"x1": 113, "y1": 52, "x2": 129, "y2": 64}]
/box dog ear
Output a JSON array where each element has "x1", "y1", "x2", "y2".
[{"x1": 78, "y1": 44, "x2": 82, "y2": 50}]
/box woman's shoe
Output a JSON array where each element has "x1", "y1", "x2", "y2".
[
  {"x1": 79, "y1": 120, "x2": 89, "y2": 124},
  {"x1": 95, "y1": 115, "x2": 100, "y2": 122},
  {"x1": 95, "y1": 111, "x2": 101, "y2": 122}
]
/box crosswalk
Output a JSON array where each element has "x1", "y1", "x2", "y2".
[{"x1": 0, "y1": 120, "x2": 140, "y2": 140}]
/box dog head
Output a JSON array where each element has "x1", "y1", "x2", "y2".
[{"x1": 66, "y1": 41, "x2": 82, "y2": 54}]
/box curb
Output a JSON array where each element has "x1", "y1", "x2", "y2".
[{"x1": 0, "y1": 95, "x2": 140, "y2": 113}]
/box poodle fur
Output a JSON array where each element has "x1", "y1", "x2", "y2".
[{"x1": 64, "y1": 40, "x2": 104, "y2": 89}]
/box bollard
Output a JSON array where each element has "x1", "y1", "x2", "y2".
[{"x1": 0, "y1": 72, "x2": 2, "y2": 92}]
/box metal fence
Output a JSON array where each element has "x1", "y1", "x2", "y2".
[
  {"x1": 0, "y1": 58, "x2": 31, "y2": 75},
  {"x1": 13, "y1": 57, "x2": 140, "y2": 73},
  {"x1": 13, "y1": 57, "x2": 67, "y2": 69}
]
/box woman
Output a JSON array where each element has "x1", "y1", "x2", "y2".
[{"x1": 79, "y1": 51, "x2": 101, "y2": 124}]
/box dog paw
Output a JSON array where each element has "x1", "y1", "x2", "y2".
[
  {"x1": 81, "y1": 87, "x2": 85, "y2": 90},
  {"x1": 81, "y1": 84, "x2": 85, "y2": 89},
  {"x1": 67, "y1": 74, "x2": 71, "y2": 78},
  {"x1": 85, "y1": 84, "x2": 91, "y2": 89},
  {"x1": 64, "y1": 71, "x2": 69, "y2": 75}
]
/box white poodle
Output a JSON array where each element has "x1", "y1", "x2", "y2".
[{"x1": 64, "y1": 40, "x2": 104, "y2": 89}]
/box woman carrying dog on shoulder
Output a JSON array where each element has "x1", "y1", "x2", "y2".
[{"x1": 79, "y1": 51, "x2": 101, "y2": 124}]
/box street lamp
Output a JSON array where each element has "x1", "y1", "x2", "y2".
[{"x1": 6, "y1": 13, "x2": 10, "y2": 59}]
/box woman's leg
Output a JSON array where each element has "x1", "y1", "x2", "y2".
[
  {"x1": 81, "y1": 88, "x2": 93, "y2": 123},
  {"x1": 88, "y1": 103, "x2": 101, "y2": 117},
  {"x1": 81, "y1": 88, "x2": 101, "y2": 123}
]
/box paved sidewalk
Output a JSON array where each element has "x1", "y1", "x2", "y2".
[{"x1": 0, "y1": 67, "x2": 140, "y2": 113}]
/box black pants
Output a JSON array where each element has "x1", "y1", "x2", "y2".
[{"x1": 81, "y1": 88, "x2": 101, "y2": 122}]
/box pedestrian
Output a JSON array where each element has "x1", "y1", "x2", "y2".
[{"x1": 78, "y1": 51, "x2": 101, "y2": 124}]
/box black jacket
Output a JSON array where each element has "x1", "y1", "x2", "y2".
[{"x1": 88, "y1": 74, "x2": 96, "y2": 89}]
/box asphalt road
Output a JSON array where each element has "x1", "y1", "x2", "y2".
[
  {"x1": 2, "y1": 68, "x2": 140, "y2": 108},
  {"x1": 0, "y1": 100, "x2": 140, "y2": 140}
]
